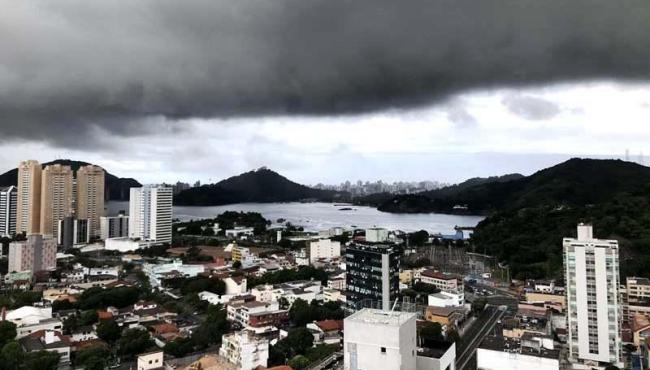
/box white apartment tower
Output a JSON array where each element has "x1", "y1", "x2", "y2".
[
  {"x1": 564, "y1": 224, "x2": 622, "y2": 369},
  {"x1": 0, "y1": 186, "x2": 18, "y2": 237},
  {"x1": 129, "y1": 186, "x2": 173, "y2": 244},
  {"x1": 344, "y1": 309, "x2": 417, "y2": 370}
]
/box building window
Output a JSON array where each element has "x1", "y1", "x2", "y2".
[{"x1": 381, "y1": 347, "x2": 386, "y2": 354}]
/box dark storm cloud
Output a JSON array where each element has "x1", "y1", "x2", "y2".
[{"x1": 1, "y1": 0, "x2": 650, "y2": 147}]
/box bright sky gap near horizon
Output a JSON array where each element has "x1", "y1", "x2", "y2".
[{"x1": 1, "y1": 80, "x2": 649, "y2": 185}]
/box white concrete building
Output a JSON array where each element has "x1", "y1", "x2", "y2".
[
  {"x1": 6, "y1": 306, "x2": 64, "y2": 339},
  {"x1": 225, "y1": 227, "x2": 255, "y2": 238},
  {"x1": 477, "y1": 334, "x2": 559, "y2": 370},
  {"x1": 0, "y1": 185, "x2": 17, "y2": 238},
  {"x1": 310, "y1": 238, "x2": 341, "y2": 263},
  {"x1": 564, "y1": 224, "x2": 622, "y2": 369},
  {"x1": 365, "y1": 227, "x2": 389, "y2": 243},
  {"x1": 344, "y1": 309, "x2": 417, "y2": 370},
  {"x1": 104, "y1": 237, "x2": 146, "y2": 252},
  {"x1": 142, "y1": 259, "x2": 205, "y2": 288},
  {"x1": 220, "y1": 330, "x2": 269, "y2": 370},
  {"x1": 137, "y1": 350, "x2": 164, "y2": 370},
  {"x1": 428, "y1": 291, "x2": 465, "y2": 307},
  {"x1": 415, "y1": 343, "x2": 456, "y2": 370},
  {"x1": 129, "y1": 185, "x2": 173, "y2": 244}
]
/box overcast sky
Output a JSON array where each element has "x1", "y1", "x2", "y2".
[{"x1": 1, "y1": 1, "x2": 650, "y2": 185}]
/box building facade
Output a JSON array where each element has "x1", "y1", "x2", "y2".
[
  {"x1": 129, "y1": 185, "x2": 173, "y2": 244},
  {"x1": 57, "y1": 217, "x2": 90, "y2": 248},
  {"x1": 100, "y1": 213, "x2": 129, "y2": 240},
  {"x1": 8, "y1": 234, "x2": 57, "y2": 273},
  {"x1": 564, "y1": 224, "x2": 622, "y2": 368},
  {"x1": 220, "y1": 330, "x2": 269, "y2": 370},
  {"x1": 0, "y1": 186, "x2": 17, "y2": 237},
  {"x1": 16, "y1": 160, "x2": 42, "y2": 234},
  {"x1": 346, "y1": 243, "x2": 400, "y2": 311},
  {"x1": 40, "y1": 164, "x2": 74, "y2": 238},
  {"x1": 76, "y1": 165, "x2": 105, "y2": 238},
  {"x1": 309, "y1": 238, "x2": 341, "y2": 263}
]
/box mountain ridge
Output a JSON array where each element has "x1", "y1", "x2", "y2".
[{"x1": 174, "y1": 167, "x2": 348, "y2": 206}]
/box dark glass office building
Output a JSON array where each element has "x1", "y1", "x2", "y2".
[{"x1": 345, "y1": 243, "x2": 400, "y2": 311}]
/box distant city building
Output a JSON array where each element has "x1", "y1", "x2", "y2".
[
  {"x1": 40, "y1": 164, "x2": 74, "y2": 238},
  {"x1": 57, "y1": 217, "x2": 89, "y2": 248},
  {"x1": 76, "y1": 165, "x2": 105, "y2": 238},
  {"x1": 100, "y1": 212, "x2": 129, "y2": 240},
  {"x1": 314, "y1": 179, "x2": 445, "y2": 196},
  {"x1": 309, "y1": 238, "x2": 341, "y2": 263},
  {"x1": 365, "y1": 227, "x2": 389, "y2": 243},
  {"x1": 172, "y1": 181, "x2": 191, "y2": 195},
  {"x1": 0, "y1": 185, "x2": 17, "y2": 237},
  {"x1": 219, "y1": 330, "x2": 269, "y2": 370},
  {"x1": 564, "y1": 224, "x2": 622, "y2": 368},
  {"x1": 8, "y1": 234, "x2": 57, "y2": 273},
  {"x1": 346, "y1": 243, "x2": 400, "y2": 311},
  {"x1": 129, "y1": 185, "x2": 173, "y2": 244},
  {"x1": 16, "y1": 160, "x2": 42, "y2": 234}
]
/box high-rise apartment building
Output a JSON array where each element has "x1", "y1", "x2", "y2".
[
  {"x1": 76, "y1": 165, "x2": 105, "y2": 238},
  {"x1": 8, "y1": 234, "x2": 57, "y2": 273},
  {"x1": 346, "y1": 243, "x2": 400, "y2": 311},
  {"x1": 16, "y1": 160, "x2": 42, "y2": 234},
  {"x1": 40, "y1": 164, "x2": 74, "y2": 238},
  {"x1": 57, "y1": 217, "x2": 90, "y2": 249},
  {"x1": 129, "y1": 185, "x2": 173, "y2": 244},
  {"x1": 564, "y1": 224, "x2": 622, "y2": 368},
  {"x1": 100, "y1": 212, "x2": 129, "y2": 240},
  {"x1": 0, "y1": 186, "x2": 18, "y2": 237}
]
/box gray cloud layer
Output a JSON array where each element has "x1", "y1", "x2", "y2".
[{"x1": 2, "y1": 0, "x2": 650, "y2": 147}]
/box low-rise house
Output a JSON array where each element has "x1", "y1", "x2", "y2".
[
  {"x1": 227, "y1": 301, "x2": 289, "y2": 333},
  {"x1": 142, "y1": 260, "x2": 205, "y2": 288},
  {"x1": 428, "y1": 291, "x2": 464, "y2": 308},
  {"x1": 323, "y1": 289, "x2": 344, "y2": 303},
  {"x1": 6, "y1": 306, "x2": 64, "y2": 338},
  {"x1": 70, "y1": 326, "x2": 98, "y2": 342},
  {"x1": 306, "y1": 320, "x2": 344, "y2": 345},
  {"x1": 219, "y1": 330, "x2": 269, "y2": 370},
  {"x1": 150, "y1": 323, "x2": 182, "y2": 347},
  {"x1": 19, "y1": 330, "x2": 71, "y2": 365},
  {"x1": 424, "y1": 306, "x2": 466, "y2": 332},
  {"x1": 251, "y1": 280, "x2": 323, "y2": 305},
  {"x1": 137, "y1": 350, "x2": 164, "y2": 370},
  {"x1": 224, "y1": 276, "x2": 247, "y2": 295}
]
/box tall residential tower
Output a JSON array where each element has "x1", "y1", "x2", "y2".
[
  {"x1": 128, "y1": 185, "x2": 173, "y2": 244},
  {"x1": 16, "y1": 160, "x2": 42, "y2": 234},
  {"x1": 346, "y1": 241, "x2": 400, "y2": 311},
  {"x1": 40, "y1": 164, "x2": 74, "y2": 238},
  {"x1": 76, "y1": 165, "x2": 105, "y2": 238},
  {"x1": 0, "y1": 186, "x2": 18, "y2": 237},
  {"x1": 564, "y1": 224, "x2": 622, "y2": 368}
]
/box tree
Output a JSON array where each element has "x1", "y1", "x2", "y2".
[
  {"x1": 409, "y1": 230, "x2": 429, "y2": 246},
  {"x1": 604, "y1": 366, "x2": 621, "y2": 370},
  {"x1": 471, "y1": 298, "x2": 487, "y2": 314},
  {"x1": 232, "y1": 261, "x2": 242, "y2": 269},
  {"x1": 191, "y1": 305, "x2": 230, "y2": 348},
  {"x1": 96, "y1": 319, "x2": 121, "y2": 343},
  {"x1": 418, "y1": 322, "x2": 444, "y2": 343},
  {"x1": 75, "y1": 345, "x2": 110, "y2": 370},
  {"x1": 284, "y1": 328, "x2": 314, "y2": 357},
  {"x1": 0, "y1": 321, "x2": 17, "y2": 348},
  {"x1": 164, "y1": 337, "x2": 194, "y2": 358},
  {"x1": 117, "y1": 329, "x2": 154, "y2": 358},
  {"x1": 0, "y1": 341, "x2": 23, "y2": 370},
  {"x1": 289, "y1": 299, "x2": 313, "y2": 326},
  {"x1": 23, "y1": 350, "x2": 61, "y2": 370},
  {"x1": 288, "y1": 355, "x2": 311, "y2": 370}
]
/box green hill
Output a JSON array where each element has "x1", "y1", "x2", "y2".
[
  {"x1": 174, "y1": 168, "x2": 348, "y2": 206},
  {"x1": 0, "y1": 159, "x2": 140, "y2": 201}
]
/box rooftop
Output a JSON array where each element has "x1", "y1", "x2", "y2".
[
  {"x1": 479, "y1": 336, "x2": 559, "y2": 360},
  {"x1": 420, "y1": 270, "x2": 458, "y2": 280},
  {"x1": 345, "y1": 308, "x2": 415, "y2": 327}
]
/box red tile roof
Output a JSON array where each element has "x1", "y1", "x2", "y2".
[{"x1": 315, "y1": 320, "x2": 344, "y2": 332}]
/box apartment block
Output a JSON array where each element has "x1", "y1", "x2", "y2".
[
  {"x1": 76, "y1": 165, "x2": 105, "y2": 238},
  {"x1": 346, "y1": 243, "x2": 400, "y2": 311},
  {"x1": 8, "y1": 234, "x2": 57, "y2": 273},
  {"x1": 129, "y1": 185, "x2": 173, "y2": 244},
  {"x1": 0, "y1": 185, "x2": 17, "y2": 237},
  {"x1": 40, "y1": 164, "x2": 74, "y2": 238},
  {"x1": 16, "y1": 160, "x2": 42, "y2": 234}
]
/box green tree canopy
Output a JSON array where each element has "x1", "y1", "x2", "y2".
[{"x1": 96, "y1": 319, "x2": 121, "y2": 343}]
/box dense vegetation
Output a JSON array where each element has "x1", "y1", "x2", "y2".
[
  {"x1": 0, "y1": 159, "x2": 140, "y2": 201},
  {"x1": 247, "y1": 266, "x2": 330, "y2": 288},
  {"x1": 174, "y1": 168, "x2": 347, "y2": 206},
  {"x1": 174, "y1": 211, "x2": 270, "y2": 236}
]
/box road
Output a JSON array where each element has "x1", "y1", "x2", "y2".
[{"x1": 455, "y1": 305, "x2": 506, "y2": 370}]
